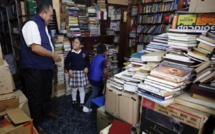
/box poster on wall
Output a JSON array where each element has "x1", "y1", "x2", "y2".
[{"x1": 176, "y1": 13, "x2": 215, "y2": 32}]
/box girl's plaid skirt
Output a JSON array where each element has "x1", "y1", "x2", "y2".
[{"x1": 69, "y1": 70, "x2": 89, "y2": 87}]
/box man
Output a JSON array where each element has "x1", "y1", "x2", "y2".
[{"x1": 21, "y1": 4, "x2": 61, "y2": 133}]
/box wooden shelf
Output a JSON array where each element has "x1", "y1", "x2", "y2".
[
  {"x1": 137, "y1": 33, "x2": 162, "y2": 35},
  {"x1": 136, "y1": 41, "x2": 149, "y2": 44},
  {"x1": 138, "y1": 10, "x2": 176, "y2": 15},
  {"x1": 138, "y1": 22, "x2": 170, "y2": 25}
]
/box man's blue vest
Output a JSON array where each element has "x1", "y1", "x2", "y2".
[
  {"x1": 20, "y1": 14, "x2": 54, "y2": 69},
  {"x1": 90, "y1": 54, "x2": 105, "y2": 81}
]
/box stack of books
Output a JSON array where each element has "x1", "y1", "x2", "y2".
[
  {"x1": 53, "y1": 35, "x2": 66, "y2": 97},
  {"x1": 61, "y1": 2, "x2": 81, "y2": 37},
  {"x1": 64, "y1": 73, "x2": 72, "y2": 95},
  {"x1": 105, "y1": 44, "x2": 119, "y2": 77},
  {"x1": 96, "y1": 0, "x2": 107, "y2": 20},
  {"x1": 97, "y1": 0, "x2": 106, "y2": 12},
  {"x1": 146, "y1": 33, "x2": 169, "y2": 52},
  {"x1": 189, "y1": 32, "x2": 215, "y2": 103},
  {"x1": 54, "y1": 66, "x2": 66, "y2": 97},
  {"x1": 77, "y1": 4, "x2": 90, "y2": 37},
  {"x1": 26, "y1": 0, "x2": 36, "y2": 15},
  {"x1": 87, "y1": 7, "x2": 100, "y2": 37},
  {"x1": 61, "y1": 1, "x2": 75, "y2": 12},
  {"x1": 136, "y1": 61, "x2": 193, "y2": 102},
  {"x1": 63, "y1": 37, "x2": 72, "y2": 59}
]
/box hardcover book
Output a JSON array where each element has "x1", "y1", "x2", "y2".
[{"x1": 150, "y1": 64, "x2": 191, "y2": 82}]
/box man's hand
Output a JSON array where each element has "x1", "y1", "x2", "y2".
[
  {"x1": 68, "y1": 70, "x2": 73, "y2": 78},
  {"x1": 52, "y1": 53, "x2": 61, "y2": 62}
]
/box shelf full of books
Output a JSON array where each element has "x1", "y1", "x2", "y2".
[{"x1": 135, "y1": 0, "x2": 177, "y2": 55}]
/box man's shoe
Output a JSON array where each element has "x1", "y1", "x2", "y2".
[
  {"x1": 35, "y1": 125, "x2": 47, "y2": 134},
  {"x1": 45, "y1": 112, "x2": 59, "y2": 119},
  {"x1": 82, "y1": 106, "x2": 92, "y2": 113}
]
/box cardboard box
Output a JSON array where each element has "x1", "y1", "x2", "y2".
[
  {"x1": 141, "y1": 98, "x2": 210, "y2": 134},
  {"x1": 97, "y1": 106, "x2": 113, "y2": 133},
  {"x1": 0, "y1": 98, "x2": 19, "y2": 113},
  {"x1": 100, "y1": 125, "x2": 111, "y2": 134},
  {"x1": 0, "y1": 108, "x2": 33, "y2": 134},
  {"x1": 0, "y1": 60, "x2": 14, "y2": 95},
  {"x1": 0, "y1": 45, "x2": 3, "y2": 66},
  {"x1": 189, "y1": 0, "x2": 215, "y2": 13},
  {"x1": 105, "y1": 83, "x2": 140, "y2": 125},
  {"x1": 14, "y1": 90, "x2": 31, "y2": 117}
]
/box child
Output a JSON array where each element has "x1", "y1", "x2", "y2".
[
  {"x1": 83, "y1": 43, "x2": 108, "y2": 112},
  {"x1": 64, "y1": 37, "x2": 90, "y2": 111}
]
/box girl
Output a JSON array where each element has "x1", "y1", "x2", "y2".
[{"x1": 64, "y1": 37, "x2": 90, "y2": 111}]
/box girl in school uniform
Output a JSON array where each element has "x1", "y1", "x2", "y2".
[{"x1": 64, "y1": 37, "x2": 90, "y2": 111}]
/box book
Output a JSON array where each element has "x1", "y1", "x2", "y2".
[
  {"x1": 174, "y1": 92, "x2": 215, "y2": 115},
  {"x1": 207, "y1": 32, "x2": 215, "y2": 39},
  {"x1": 199, "y1": 71, "x2": 215, "y2": 83},
  {"x1": 123, "y1": 81, "x2": 139, "y2": 92},
  {"x1": 197, "y1": 42, "x2": 214, "y2": 53},
  {"x1": 193, "y1": 68, "x2": 215, "y2": 83},
  {"x1": 163, "y1": 53, "x2": 193, "y2": 62},
  {"x1": 190, "y1": 84, "x2": 215, "y2": 99},
  {"x1": 150, "y1": 64, "x2": 191, "y2": 83},
  {"x1": 108, "y1": 119, "x2": 132, "y2": 134},
  {"x1": 141, "y1": 51, "x2": 166, "y2": 62},
  {"x1": 195, "y1": 60, "x2": 211, "y2": 73},
  {"x1": 194, "y1": 47, "x2": 211, "y2": 55},
  {"x1": 197, "y1": 38, "x2": 215, "y2": 47},
  {"x1": 147, "y1": 75, "x2": 185, "y2": 87},
  {"x1": 199, "y1": 35, "x2": 215, "y2": 44},
  {"x1": 138, "y1": 83, "x2": 174, "y2": 96},
  {"x1": 137, "y1": 89, "x2": 173, "y2": 100},
  {"x1": 187, "y1": 50, "x2": 209, "y2": 61},
  {"x1": 136, "y1": 90, "x2": 172, "y2": 102},
  {"x1": 192, "y1": 94, "x2": 215, "y2": 103},
  {"x1": 144, "y1": 81, "x2": 182, "y2": 92}
]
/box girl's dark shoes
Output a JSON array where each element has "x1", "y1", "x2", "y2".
[
  {"x1": 78, "y1": 104, "x2": 84, "y2": 112},
  {"x1": 72, "y1": 101, "x2": 78, "y2": 108}
]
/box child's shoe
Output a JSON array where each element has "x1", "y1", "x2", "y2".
[
  {"x1": 79, "y1": 104, "x2": 84, "y2": 112},
  {"x1": 72, "y1": 101, "x2": 78, "y2": 108},
  {"x1": 82, "y1": 106, "x2": 92, "y2": 113}
]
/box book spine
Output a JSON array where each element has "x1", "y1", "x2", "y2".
[{"x1": 171, "y1": 14, "x2": 178, "y2": 29}]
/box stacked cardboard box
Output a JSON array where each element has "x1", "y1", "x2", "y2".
[
  {"x1": 97, "y1": 106, "x2": 113, "y2": 133},
  {"x1": 141, "y1": 98, "x2": 210, "y2": 134},
  {"x1": 105, "y1": 81, "x2": 140, "y2": 126},
  {"x1": 0, "y1": 108, "x2": 33, "y2": 133}
]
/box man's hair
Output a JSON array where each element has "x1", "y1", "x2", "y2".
[
  {"x1": 97, "y1": 43, "x2": 107, "y2": 54},
  {"x1": 37, "y1": 4, "x2": 52, "y2": 14}
]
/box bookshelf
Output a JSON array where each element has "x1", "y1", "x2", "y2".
[
  {"x1": 0, "y1": 6, "x2": 13, "y2": 55},
  {"x1": 108, "y1": 5, "x2": 128, "y2": 67},
  {"x1": 135, "y1": 0, "x2": 177, "y2": 51},
  {"x1": 5, "y1": 0, "x2": 36, "y2": 60}
]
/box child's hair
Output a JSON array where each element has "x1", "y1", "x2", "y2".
[
  {"x1": 74, "y1": 37, "x2": 84, "y2": 45},
  {"x1": 97, "y1": 43, "x2": 107, "y2": 54}
]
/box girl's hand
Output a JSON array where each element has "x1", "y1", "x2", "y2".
[
  {"x1": 68, "y1": 70, "x2": 73, "y2": 78},
  {"x1": 83, "y1": 68, "x2": 89, "y2": 74}
]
